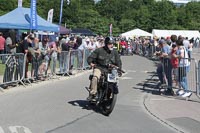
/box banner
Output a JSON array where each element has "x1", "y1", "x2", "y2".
[
  {"x1": 18, "y1": 0, "x2": 23, "y2": 7},
  {"x1": 30, "y1": 0, "x2": 38, "y2": 30},
  {"x1": 47, "y1": 9, "x2": 54, "y2": 23},
  {"x1": 109, "y1": 24, "x2": 112, "y2": 37}
]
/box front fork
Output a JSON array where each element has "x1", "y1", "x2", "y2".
[{"x1": 97, "y1": 83, "x2": 118, "y2": 105}]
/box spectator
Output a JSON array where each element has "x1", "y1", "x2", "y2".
[
  {"x1": 156, "y1": 39, "x2": 173, "y2": 95},
  {"x1": 113, "y1": 39, "x2": 121, "y2": 53},
  {"x1": 68, "y1": 37, "x2": 78, "y2": 71},
  {"x1": 194, "y1": 37, "x2": 199, "y2": 48},
  {"x1": 14, "y1": 33, "x2": 27, "y2": 80},
  {"x1": 166, "y1": 36, "x2": 171, "y2": 47},
  {"x1": 154, "y1": 37, "x2": 160, "y2": 52},
  {"x1": 188, "y1": 38, "x2": 194, "y2": 59},
  {"x1": 30, "y1": 37, "x2": 41, "y2": 79},
  {"x1": 175, "y1": 38, "x2": 192, "y2": 97},
  {"x1": 3, "y1": 30, "x2": 17, "y2": 87},
  {"x1": 76, "y1": 36, "x2": 84, "y2": 68},
  {"x1": 170, "y1": 35, "x2": 179, "y2": 87},
  {"x1": 59, "y1": 37, "x2": 69, "y2": 74},
  {"x1": 96, "y1": 38, "x2": 104, "y2": 48},
  {"x1": 119, "y1": 38, "x2": 127, "y2": 55},
  {"x1": 78, "y1": 37, "x2": 92, "y2": 69},
  {"x1": 0, "y1": 32, "x2": 5, "y2": 55},
  {"x1": 89, "y1": 38, "x2": 97, "y2": 52},
  {"x1": 5, "y1": 30, "x2": 16, "y2": 54},
  {"x1": 183, "y1": 37, "x2": 190, "y2": 52},
  {"x1": 20, "y1": 34, "x2": 33, "y2": 78},
  {"x1": 84, "y1": 38, "x2": 91, "y2": 50},
  {"x1": 49, "y1": 41, "x2": 58, "y2": 75},
  {"x1": 39, "y1": 36, "x2": 50, "y2": 77}
]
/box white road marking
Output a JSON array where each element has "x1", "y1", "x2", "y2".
[
  {"x1": 142, "y1": 71, "x2": 149, "y2": 73},
  {"x1": 151, "y1": 98, "x2": 175, "y2": 101},
  {"x1": 125, "y1": 70, "x2": 153, "y2": 73},
  {"x1": 127, "y1": 70, "x2": 136, "y2": 72},
  {"x1": 0, "y1": 127, "x2": 5, "y2": 133},
  {"x1": 120, "y1": 77, "x2": 133, "y2": 80},
  {"x1": 9, "y1": 126, "x2": 32, "y2": 133}
]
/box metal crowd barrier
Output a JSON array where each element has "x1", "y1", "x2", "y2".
[
  {"x1": 56, "y1": 49, "x2": 92, "y2": 76},
  {"x1": 69, "y1": 50, "x2": 81, "y2": 71},
  {"x1": 82, "y1": 49, "x2": 92, "y2": 69},
  {"x1": 0, "y1": 49, "x2": 93, "y2": 88},
  {"x1": 132, "y1": 43, "x2": 156, "y2": 57},
  {"x1": 25, "y1": 49, "x2": 91, "y2": 80},
  {"x1": 1, "y1": 48, "x2": 200, "y2": 99},
  {"x1": 198, "y1": 61, "x2": 200, "y2": 97},
  {"x1": 159, "y1": 57, "x2": 198, "y2": 97},
  {"x1": 23, "y1": 52, "x2": 46, "y2": 84},
  {"x1": 148, "y1": 45, "x2": 156, "y2": 57},
  {"x1": 0, "y1": 53, "x2": 26, "y2": 89},
  {"x1": 58, "y1": 51, "x2": 70, "y2": 76}
]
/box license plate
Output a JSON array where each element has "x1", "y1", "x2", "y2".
[{"x1": 107, "y1": 74, "x2": 117, "y2": 83}]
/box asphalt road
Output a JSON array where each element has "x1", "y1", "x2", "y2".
[{"x1": 0, "y1": 55, "x2": 178, "y2": 133}]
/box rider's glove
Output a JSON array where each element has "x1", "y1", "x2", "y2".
[{"x1": 118, "y1": 71, "x2": 122, "y2": 77}]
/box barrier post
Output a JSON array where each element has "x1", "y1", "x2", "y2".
[
  {"x1": 198, "y1": 61, "x2": 200, "y2": 97},
  {"x1": 0, "y1": 53, "x2": 26, "y2": 89}
]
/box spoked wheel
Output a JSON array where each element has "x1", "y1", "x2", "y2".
[{"x1": 100, "y1": 90, "x2": 117, "y2": 116}]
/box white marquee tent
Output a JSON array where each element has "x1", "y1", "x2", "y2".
[
  {"x1": 152, "y1": 29, "x2": 200, "y2": 39},
  {"x1": 121, "y1": 28, "x2": 153, "y2": 39}
]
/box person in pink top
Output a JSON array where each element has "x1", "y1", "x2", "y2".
[{"x1": 0, "y1": 32, "x2": 5, "y2": 54}]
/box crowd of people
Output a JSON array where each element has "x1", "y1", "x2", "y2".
[
  {"x1": 0, "y1": 29, "x2": 199, "y2": 94},
  {"x1": 154, "y1": 35, "x2": 195, "y2": 97},
  {"x1": 0, "y1": 30, "x2": 131, "y2": 88},
  {"x1": 114, "y1": 34, "x2": 198, "y2": 98}
]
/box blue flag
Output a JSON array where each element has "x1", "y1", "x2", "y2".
[
  {"x1": 59, "y1": 0, "x2": 64, "y2": 25},
  {"x1": 30, "y1": 0, "x2": 38, "y2": 30}
]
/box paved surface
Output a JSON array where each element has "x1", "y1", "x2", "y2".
[
  {"x1": 0, "y1": 55, "x2": 178, "y2": 133},
  {"x1": 0, "y1": 48, "x2": 199, "y2": 133},
  {"x1": 143, "y1": 47, "x2": 200, "y2": 133}
]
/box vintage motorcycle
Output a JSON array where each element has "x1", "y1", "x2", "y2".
[{"x1": 86, "y1": 64, "x2": 125, "y2": 116}]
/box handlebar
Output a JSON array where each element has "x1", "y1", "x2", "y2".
[
  {"x1": 108, "y1": 64, "x2": 125, "y2": 73},
  {"x1": 90, "y1": 63, "x2": 125, "y2": 73}
]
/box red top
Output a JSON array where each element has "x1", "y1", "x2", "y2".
[
  {"x1": 0, "y1": 36, "x2": 5, "y2": 50},
  {"x1": 171, "y1": 49, "x2": 179, "y2": 68},
  {"x1": 120, "y1": 41, "x2": 128, "y2": 48}
]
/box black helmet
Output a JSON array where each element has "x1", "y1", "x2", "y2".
[{"x1": 104, "y1": 36, "x2": 114, "y2": 45}]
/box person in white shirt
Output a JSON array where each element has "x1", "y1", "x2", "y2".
[
  {"x1": 188, "y1": 38, "x2": 194, "y2": 59},
  {"x1": 96, "y1": 38, "x2": 104, "y2": 48},
  {"x1": 89, "y1": 38, "x2": 97, "y2": 52},
  {"x1": 183, "y1": 37, "x2": 190, "y2": 51},
  {"x1": 83, "y1": 38, "x2": 91, "y2": 50}
]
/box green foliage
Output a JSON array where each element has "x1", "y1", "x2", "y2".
[
  {"x1": 0, "y1": 0, "x2": 200, "y2": 36},
  {"x1": 0, "y1": 0, "x2": 17, "y2": 15}
]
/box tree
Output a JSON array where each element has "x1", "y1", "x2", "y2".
[
  {"x1": 1, "y1": 0, "x2": 200, "y2": 35},
  {"x1": 150, "y1": 0, "x2": 177, "y2": 30},
  {"x1": 0, "y1": 0, "x2": 16, "y2": 15},
  {"x1": 184, "y1": 2, "x2": 200, "y2": 30}
]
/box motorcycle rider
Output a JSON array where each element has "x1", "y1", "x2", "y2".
[{"x1": 87, "y1": 36, "x2": 122, "y2": 101}]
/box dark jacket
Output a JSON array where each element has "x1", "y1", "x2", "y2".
[
  {"x1": 87, "y1": 46, "x2": 122, "y2": 71},
  {"x1": 62, "y1": 42, "x2": 78, "y2": 51}
]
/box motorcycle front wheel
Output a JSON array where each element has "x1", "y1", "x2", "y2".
[{"x1": 100, "y1": 89, "x2": 117, "y2": 116}]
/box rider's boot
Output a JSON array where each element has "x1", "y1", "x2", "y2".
[{"x1": 87, "y1": 94, "x2": 97, "y2": 102}]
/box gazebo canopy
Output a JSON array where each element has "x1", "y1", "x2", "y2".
[{"x1": 0, "y1": 7, "x2": 59, "y2": 32}]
